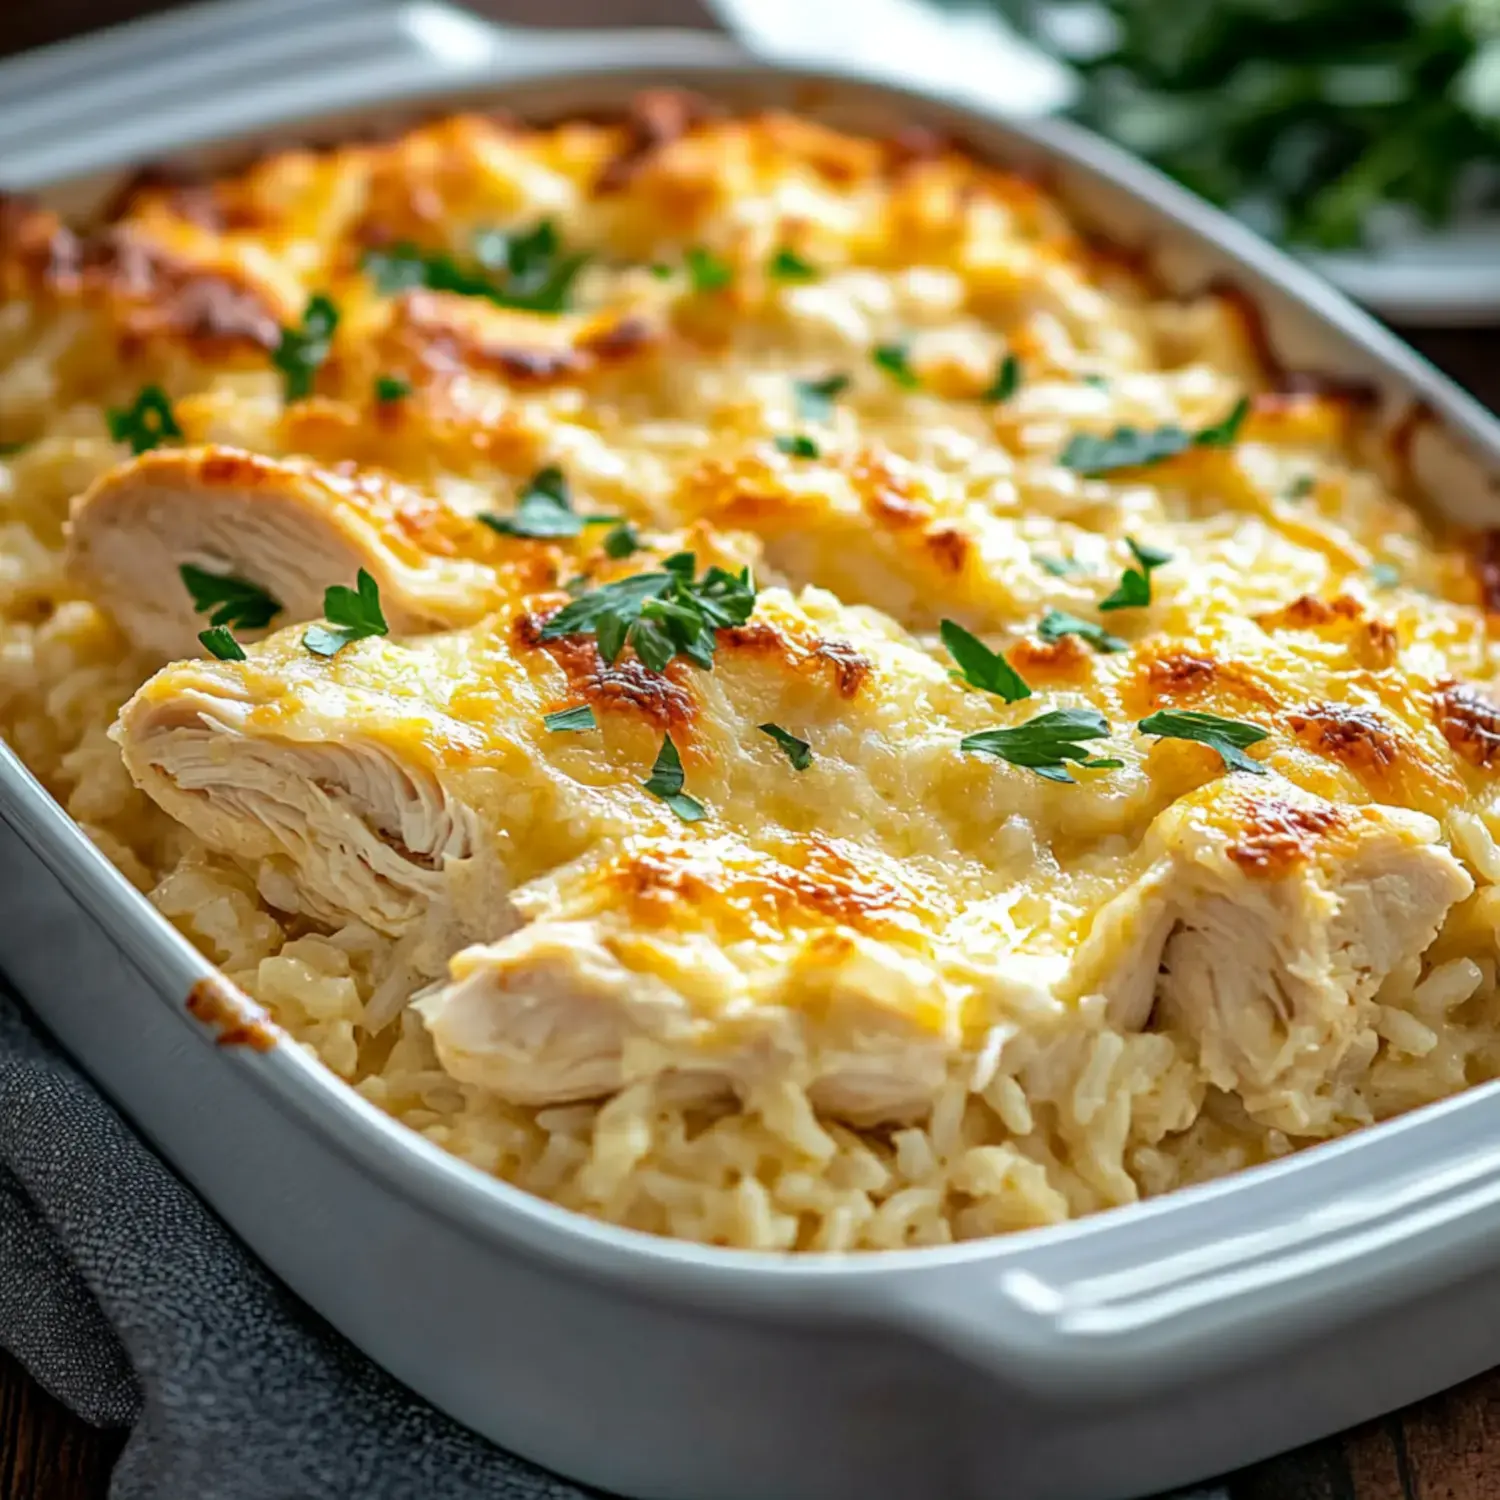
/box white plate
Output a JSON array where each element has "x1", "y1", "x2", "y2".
[{"x1": 707, "y1": 0, "x2": 1500, "y2": 326}]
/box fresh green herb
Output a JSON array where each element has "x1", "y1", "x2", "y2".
[
  {"x1": 1286, "y1": 473, "x2": 1317, "y2": 500},
  {"x1": 198, "y1": 625, "x2": 246, "y2": 661},
  {"x1": 1099, "y1": 538, "x2": 1173, "y2": 611},
  {"x1": 774, "y1": 434, "x2": 820, "y2": 459},
  {"x1": 303, "y1": 569, "x2": 389, "y2": 657},
  {"x1": 1369, "y1": 561, "x2": 1401, "y2": 590},
  {"x1": 1137, "y1": 709, "x2": 1269, "y2": 775},
  {"x1": 602, "y1": 522, "x2": 641, "y2": 559},
  {"x1": 873, "y1": 342, "x2": 920, "y2": 389},
  {"x1": 768, "y1": 246, "x2": 817, "y2": 281},
  {"x1": 794, "y1": 373, "x2": 850, "y2": 423},
  {"x1": 107, "y1": 386, "x2": 182, "y2": 455},
  {"x1": 940, "y1": 619, "x2": 1031, "y2": 703},
  {"x1": 1081, "y1": 374, "x2": 1110, "y2": 390},
  {"x1": 544, "y1": 704, "x2": 597, "y2": 733},
  {"x1": 1035, "y1": 553, "x2": 1084, "y2": 577},
  {"x1": 273, "y1": 294, "x2": 339, "y2": 402},
  {"x1": 363, "y1": 221, "x2": 588, "y2": 314},
  {"x1": 479, "y1": 467, "x2": 617, "y2": 540},
  {"x1": 1060, "y1": 397, "x2": 1250, "y2": 476},
  {"x1": 648, "y1": 262, "x2": 675, "y2": 280},
  {"x1": 374, "y1": 374, "x2": 412, "y2": 403},
  {"x1": 758, "y1": 722, "x2": 813, "y2": 770},
  {"x1": 982, "y1": 353, "x2": 1022, "y2": 403},
  {"x1": 685, "y1": 246, "x2": 732, "y2": 293},
  {"x1": 642, "y1": 733, "x2": 707, "y2": 821},
  {"x1": 179, "y1": 564, "x2": 282, "y2": 632},
  {"x1": 1038, "y1": 608, "x2": 1127, "y2": 654},
  {"x1": 1009, "y1": 1, "x2": 1500, "y2": 251},
  {"x1": 0, "y1": 441, "x2": 29, "y2": 457},
  {"x1": 540, "y1": 552, "x2": 756, "y2": 673},
  {"x1": 961, "y1": 707, "x2": 1117, "y2": 784}
]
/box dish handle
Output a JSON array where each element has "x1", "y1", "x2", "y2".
[{"x1": 888, "y1": 1092, "x2": 1500, "y2": 1397}]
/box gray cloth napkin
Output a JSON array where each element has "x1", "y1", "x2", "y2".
[{"x1": 0, "y1": 981, "x2": 594, "y2": 1500}]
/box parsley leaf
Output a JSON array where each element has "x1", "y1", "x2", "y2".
[
  {"x1": 544, "y1": 704, "x2": 597, "y2": 733},
  {"x1": 1099, "y1": 538, "x2": 1173, "y2": 612},
  {"x1": 274, "y1": 294, "x2": 339, "y2": 402},
  {"x1": 1369, "y1": 561, "x2": 1401, "y2": 590},
  {"x1": 0, "y1": 440, "x2": 29, "y2": 457},
  {"x1": 1060, "y1": 396, "x2": 1250, "y2": 476},
  {"x1": 794, "y1": 373, "x2": 850, "y2": 423},
  {"x1": 179, "y1": 564, "x2": 282, "y2": 632},
  {"x1": 685, "y1": 246, "x2": 732, "y2": 293},
  {"x1": 873, "y1": 342, "x2": 920, "y2": 389},
  {"x1": 774, "y1": 434, "x2": 820, "y2": 459},
  {"x1": 1137, "y1": 709, "x2": 1269, "y2": 775},
  {"x1": 374, "y1": 374, "x2": 412, "y2": 402},
  {"x1": 961, "y1": 707, "x2": 1115, "y2": 784},
  {"x1": 1286, "y1": 474, "x2": 1316, "y2": 500},
  {"x1": 363, "y1": 221, "x2": 588, "y2": 314},
  {"x1": 758, "y1": 722, "x2": 812, "y2": 770},
  {"x1": 982, "y1": 353, "x2": 1022, "y2": 403},
  {"x1": 1038, "y1": 608, "x2": 1127, "y2": 654},
  {"x1": 642, "y1": 733, "x2": 707, "y2": 821},
  {"x1": 602, "y1": 522, "x2": 641, "y2": 559},
  {"x1": 107, "y1": 386, "x2": 182, "y2": 455},
  {"x1": 1035, "y1": 553, "x2": 1083, "y2": 577},
  {"x1": 303, "y1": 569, "x2": 389, "y2": 657},
  {"x1": 768, "y1": 246, "x2": 817, "y2": 281},
  {"x1": 540, "y1": 553, "x2": 756, "y2": 673},
  {"x1": 480, "y1": 467, "x2": 617, "y2": 540},
  {"x1": 940, "y1": 619, "x2": 1031, "y2": 703},
  {"x1": 198, "y1": 625, "x2": 246, "y2": 661}
]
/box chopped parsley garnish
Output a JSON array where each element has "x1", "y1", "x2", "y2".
[
  {"x1": 540, "y1": 552, "x2": 756, "y2": 673},
  {"x1": 775, "y1": 434, "x2": 820, "y2": 459},
  {"x1": 544, "y1": 704, "x2": 597, "y2": 733},
  {"x1": 273, "y1": 294, "x2": 339, "y2": 402},
  {"x1": 794, "y1": 373, "x2": 850, "y2": 423},
  {"x1": 982, "y1": 353, "x2": 1022, "y2": 403},
  {"x1": 961, "y1": 707, "x2": 1117, "y2": 784},
  {"x1": 1060, "y1": 396, "x2": 1250, "y2": 476},
  {"x1": 479, "y1": 467, "x2": 617, "y2": 540},
  {"x1": 363, "y1": 221, "x2": 588, "y2": 314},
  {"x1": 602, "y1": 522, "x2": 641, "y2": 559},
  {"x1": 374, "y1": 374, "x2": 412, "y2": 403},
  {"x1": 1286, "y1": 474, "x2": 1317, "y2": 500},
  {"x1": 1137, "y1": 709, "x2": 1269, "y2": 775},
  {"x1": 758, "y1": 722, "x2": 812, "y2": 770},
  {"x1": 648, "y1": 262, "x2": 675, "y2": 280},
  {"x1": 873, "y1": 342, "x2": 920, "y2": 389},
  {"x1": 1369, "y1": 561, "x2": 1401, "y2": 590},
  {"x1": 1099, "y1": 538, "x2": 1172, "y2": 612},
  {"x1": 1081, "y1": 374, "x2": 1110, "y2": 390},
  {"x1": 198, "y1": 625, "x2": 246, "y2": 661},
  {"x1": 685, "y1": 246, "x2": 732, "y2": 293},
  {"x1": 107, "y1": 386, "x2": 182, "y2": 455},
  {"x1": 303, "y1": 569, "x2": 389, "y2": 657},
  {"x1": 1035, "y1": 553, "x2": 1083, "y2": 577},
  {"x1": 940, "y1": 619, "x2": 1031, "y2": 703},
  {"x1": 1038, "y1": 608, "x2": 1127, "y2": 654},
  {"x1": 768, "y1": 246, "x2": 817, "y2": 281},
  {"x1": 0, "y1": 440, "x2": 29, "y2": 457},
  {"x1": 180, "y1": 564, "x2": 282, "y2": 632},
  {"x1": 642, "y1": 733, "x2": 707, "y2": 821}
]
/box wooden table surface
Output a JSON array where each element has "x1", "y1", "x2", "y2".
[{"x1": 5, "y1": 5, "x2": 1500, "y2": 1498}]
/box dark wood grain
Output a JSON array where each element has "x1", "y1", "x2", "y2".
[{"x1": 5, "y1": 3, "x2": 1500, "y2": 1498}]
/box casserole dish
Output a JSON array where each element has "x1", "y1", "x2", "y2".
[{"x1": 9, "y1": 6, "x2": 1500, "y2": 1497}]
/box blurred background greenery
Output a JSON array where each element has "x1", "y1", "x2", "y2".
[{"x1": 969, "y1": 0, "x2": 1500, "y2": 249}]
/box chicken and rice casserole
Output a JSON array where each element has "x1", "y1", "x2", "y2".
[{"x1": 4, "y1": 98, "x2": 1500, "y2": 1251}]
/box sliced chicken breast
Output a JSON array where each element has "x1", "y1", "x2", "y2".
[
  {"x1": 1076, "y1": 780, "x2": 1472, "y2": 1134},
  {"x1": 68, "y1": 447, "x2": 502, "y2": 657}
]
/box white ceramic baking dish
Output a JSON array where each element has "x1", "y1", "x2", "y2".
[{"x1": 8, "y1": 6, "x2": 1500, "y2": 1497}]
